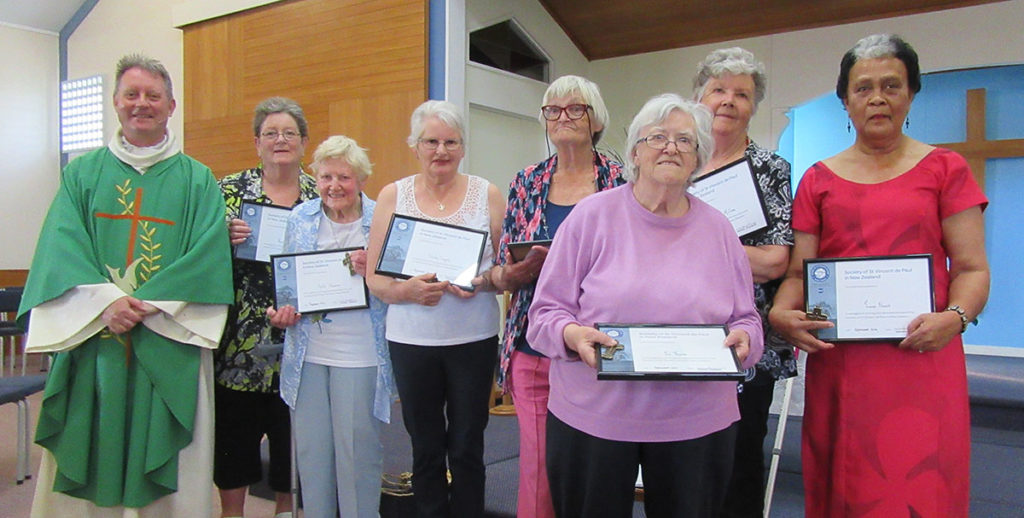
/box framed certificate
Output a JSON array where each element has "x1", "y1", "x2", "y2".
[
  {"x1": 804, "y1": 254, "x2": 934, "y2": 342},
  {"x1": 595, "y1": 323, "x2": 744, "y2": 381},
  {"x1": 272, "y1": 247, "x2": 370, "y2": 314},
  {"x1": 508, "y1": 239, "x2": 552, "y2": 263},
  {"x1": 375, "y1": 214, "x2": 489, "y2": 290},
  {"x1": 235, "y1": 201, "x2": 292, "y2": 263},
  {"x1": 689, "y1": 157, "x2": 769, "y2": 239}
]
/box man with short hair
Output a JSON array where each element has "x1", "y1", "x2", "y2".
[{"x1": 18, "y1": 53, "x2": 233, "y2": 517}]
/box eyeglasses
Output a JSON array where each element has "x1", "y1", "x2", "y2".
[
  {"x1": 260, "y1": 130, "x2": 302, "y2": 142},
  {"x1": 418, "y1": 138, "x2": 463, "y2": 151},
  {"x1": 540, "y1": 104, "x2": 591, "y2": 121},
  {"x1": 638, "y1": 134, "x2": 698, "y2": 153}
]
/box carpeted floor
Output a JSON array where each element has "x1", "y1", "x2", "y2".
[{"x1": 4, "y1": 353, "x2": 1024, "y2": 517}]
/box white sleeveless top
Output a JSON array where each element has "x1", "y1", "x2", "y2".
[{"x1": 385, "y1": 174, "x2": 499, "y2": 346}]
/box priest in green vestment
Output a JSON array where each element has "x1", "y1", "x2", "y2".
[{"x1": 18, "y1": 54, "x2": 233, "y2": 518}]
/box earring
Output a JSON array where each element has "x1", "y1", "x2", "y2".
[
  {"x1": 847, "y1": 119, "x2": 851, "y2": 133},
  {"x1": 905, "y1": 117, "x2": 910, "y2": 129}
]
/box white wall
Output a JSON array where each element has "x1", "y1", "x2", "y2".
[
  {"x1": 66, "y1": 0, "x2": 188, "y2": 145},
  {"x1": 465, "y1": 0, "x2": 591, "y2": 191},
  {"x1": 0, "y1": 24, "x2": 59, "y2": 269},
  {"x1": 590, "y1": 0, "x2": 1024, "y2": 155}
]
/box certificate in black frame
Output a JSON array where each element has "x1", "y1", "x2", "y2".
[
  {"x1": 235, "y1": 200, "x2": 293, "y2": 263},
  {"x1": 595, "y1": 323, "x2": 744, "y2": 381},
  {"x1": 374, "y1": 213, "x2": 489, "y2": 290},
  {"x1": 689, "y1": 157, "x2": 770, "y2": 239},
  {"x1": 271, "y1": 247, "x2": 370, "y2": 314},
  {"x1": 507, "y1": 239, "x2": 553, "y2": 263},
  {"x1": 803, "y1": 253, "x2": 934, "y2": 342}
]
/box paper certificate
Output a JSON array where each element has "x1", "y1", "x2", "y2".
[
  {"x1": 508, "y1": 239, "x2": 552, "y2": 263},
  {"x1": 272, "y1": 248, "x2": 369, "y2": 314},
  {"x1": 235, "y1": 201, "x2": 292, "y2": 262},
  {"x1": 595, "y1": 324, "x2": 744, "y2": 381},
  {"x1": 689, "y1": 158, "x2": 769, "y2": 239},
  {"x1": 375, "y1": 214, "x2": 489, "y2": 290},
  {"x1": 804, "y1": 254, "x2": 934, "y2": 341}
]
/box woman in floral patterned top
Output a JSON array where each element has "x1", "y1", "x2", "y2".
[
  {"x1": 215, "y1": 97, "x2": 319, "y2": 518},
  {"x1": 692, "y1": 48, "x2": 796, "y2": 518},
  {"x1": 489, "y1": 75, "x2": 623, "y2": 518}
]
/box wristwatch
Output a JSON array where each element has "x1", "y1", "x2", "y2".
[{"x1": 945, "y1": 305, "x2": 968, "y2": 333}]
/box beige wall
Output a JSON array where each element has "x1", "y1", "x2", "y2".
[
  {"x1": 589, "y1": 0, "x2": 1024, "y2": 156},
  {"x1": 0, "y1": 24, "x2": 59, "y2": 269}
]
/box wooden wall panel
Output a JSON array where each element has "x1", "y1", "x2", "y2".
[
  {"x1": 0, "y1": 270, "x2": 29, "y2": 287},
  {"x1": 182, "y1": 0, "x2": 427, "y2": 192}
]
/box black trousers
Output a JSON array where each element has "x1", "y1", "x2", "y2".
[
  {"x1": 719, "y1": 372, "x2": 777, "y2": 518},
  {"x1": 546, "y1": 412, "x2": 736, "y2": 518},
  {"x1": 389, "y1": 337, "x2": 498, "y2": 518}
]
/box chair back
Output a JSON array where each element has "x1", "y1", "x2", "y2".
[{"x1": 0, "y1": 287, "x2": 23, "y2": 315}]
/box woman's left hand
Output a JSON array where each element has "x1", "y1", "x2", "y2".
[
  {"x1": 725, "y1": 329, "x2": 751, "y2": 363},
  {"x1": 349, "y1": 249, "x2": 368, "y2": 277},
  {"x1": 899, "y1": 310, "x2": 962, "y2": 353}
]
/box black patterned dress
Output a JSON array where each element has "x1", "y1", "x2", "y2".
[{"x1": 215, "y1": 167, "x2": 318, "y2": 392}]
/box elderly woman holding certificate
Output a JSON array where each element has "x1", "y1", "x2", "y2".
[
  {"x1": 527, "y1": 93, "x2": 763, "y2": 518},
  {"x1": 216, "y1": 97, "x2": 318, "y2": 517},
  {"x1": 266, "y1": 135, "x2": 395, "y2": 518},
  {"x1": 769, "y1": 34, "x2": 989, "y2": 517},
  {"x1": 489, "y1": 74, "x2": 623, "y2": 518},
  {"x1": 366, "y1": 100, "x2": 505, "y2": 518},
  {"x1": 690, "y1": 47, "x2": 795, "y2": 518}
]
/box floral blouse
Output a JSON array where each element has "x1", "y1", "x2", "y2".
[
  {"x1": 742, "y1": 141, "x2": 798, "y2": 381},
  {"x1": 496, "y1": 152, "x2": 624, "y2": 389},
  {"x1": 216, "y1": 167, "x2": 319, "y2": 392}
]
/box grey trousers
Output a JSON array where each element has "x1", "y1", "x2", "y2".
[{"x1": 294, "y1": 363, "x2": 382, "y2": 518}]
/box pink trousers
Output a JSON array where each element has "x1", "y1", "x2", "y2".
[{"x1": 510, "y1": 350, "x2": 556, "y2": 518}]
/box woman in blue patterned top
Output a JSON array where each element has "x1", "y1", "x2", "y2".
[
  {"x1": 691, "y1": 48, "x2": 796, "y2": 518},
  {"x1": 268, "y1": 135, "x2": 395, "y2": 518}
]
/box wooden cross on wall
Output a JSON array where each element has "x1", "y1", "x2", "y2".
[{"x1": 936, "y1": 88, "x2": 1024, "y2": 189}]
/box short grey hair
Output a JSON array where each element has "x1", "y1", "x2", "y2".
[
  {"x1": 623, "y1": 94, "x2": 714, "y2": 185},
  {"x1": 539, "y1": 75, "x2": 610, "y2": 145},
  {"x1": 692, "y1": 47, "x2": 767, "y2": 109},
  {"x1": 836, "y1": 34, "x2": 921, "y2": 101},
  {"x1": 252, "y1": 97, "x2": 309, "y2": 138},
  {"x1": 115, "y1": 54, "x2": 173, "y2": 100},
  {"x1": 310, "y1": 135, "x2": 373, "y2": 182},
  {"x1": 406, "y1": 100, "x2": 465, "y2": 147}
]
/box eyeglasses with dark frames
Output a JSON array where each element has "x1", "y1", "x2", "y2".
[{"x1": 540, "y1": 104, "x2": 591, "y2": 121}]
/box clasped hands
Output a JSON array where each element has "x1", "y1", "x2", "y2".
[{"x1": 102, "y1": 296, "x2": 159, "y2": 335}]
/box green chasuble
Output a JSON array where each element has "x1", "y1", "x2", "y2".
[{"x1": 18, "y1": 147, "x2": 233, "y2": 507}]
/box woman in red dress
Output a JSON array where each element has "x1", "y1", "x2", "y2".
[{"x1": 769, "y1": 34, "x2": 990, "y2": 517}]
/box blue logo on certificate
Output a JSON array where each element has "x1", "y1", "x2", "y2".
[
  {"x1": 397, "y1": 221, "x2": 410, "y2": 231},
  {"x1": 811, "y1": 265, "x2": 830, "y2": 282},
  {"x1": 278, "y1": 260, "x2": 290, "y2": 270}
]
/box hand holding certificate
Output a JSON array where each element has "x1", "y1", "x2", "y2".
[
  {"x1": 375, "y1": 214, "x2": 488, "y2": 290},
  {"x1": 595, "y1": 324, "x2": 745, "y2": 380},
  {"x1": 272, "y1": 247, "x2": 370, "y2": 314},
  {"x1": 804, "y1": 254, "x2": 934, "y2": 341}
]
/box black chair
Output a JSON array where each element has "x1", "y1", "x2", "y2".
[
  {"x1": 0, "y1": 287, "x2": 27, "y2": 376},
  {"x1": 0, "y1": 374, "x2": 47, "y2": 483}
]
